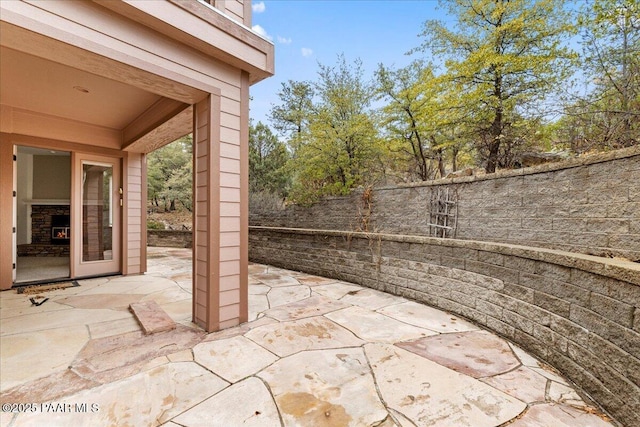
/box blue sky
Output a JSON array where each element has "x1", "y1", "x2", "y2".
[{"x1": 248, "y1": 0, "x2": 447, "y2": 126}]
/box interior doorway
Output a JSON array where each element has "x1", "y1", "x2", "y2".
[{"x1": 14, "y1": 146, "x2": 71, "y2": 284}]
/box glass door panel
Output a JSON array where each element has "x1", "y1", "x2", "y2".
[
  {"x1": 82, "y1": 163, "x2": 113, "y2": 262},
  {"x1": 73, "y1": 155, "x2": 120, "y2": 278}
]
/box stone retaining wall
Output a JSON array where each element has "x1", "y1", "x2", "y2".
[
  {"x1": 250, "y1": 146, "x2": 640, "y2": 261},
  {"x1": 249, "y1": 226, "x2": 640, "y2": 426},
  {"x1": 147, "y1": 230, "x2": 192, "y2": 248}
]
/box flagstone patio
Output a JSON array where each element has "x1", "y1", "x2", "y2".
[{"x1": 0, "y1": 247, "x2": 615, "y2": 426}]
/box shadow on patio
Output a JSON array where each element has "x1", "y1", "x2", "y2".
[{"x1": 0, "y1": 247, "x2": 613, "y2": 426}]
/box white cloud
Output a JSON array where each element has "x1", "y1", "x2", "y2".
[
  {"x1": 301, "y1": 48, "x2": 313, "y2": 57},
  {"x1": 252, "y1": 2, "x2": 265, "y2": 13},
  {"x1": 252, "y1": 24, "x2": 272, "y2": 40},
  {"x1": 277, "y1": 36, "x2": 292, "y2": 45}
]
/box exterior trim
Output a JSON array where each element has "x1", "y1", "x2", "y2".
[{"x1": 239, "y1": 71, "x2": 249, "y2": 323}]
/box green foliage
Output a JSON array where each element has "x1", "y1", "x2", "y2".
[
  {"x1": 269, "y1": 80, "x2": 315, "y2": 143},
  {"x1": 274, "y1": 55, "x2": 384, "y2": 204},
  {"x1": 261, "y1": 0, "x2": 635, "y2": 202},
  {"x1": 146, "y1": 219, "x2": 165, "y2": 230},
  {"x1": 376, "y1": 60, "x2": 476, "y2": 180},
  {"x1": 561, "y1": 0, "x2": 640, "y2": 151},
  {"x1": 416, "y1": 0, "x2": 577, "y2": 172},
  {"x1": 249, "y1": 121, "x2": 290, "y2": 197},
  {"x1": 147, "y1": 135, "x2": 193, "y2": 211}
]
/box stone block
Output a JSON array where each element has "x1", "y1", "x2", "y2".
[
  {"x1": 589, "y1": 292, "x2": 635, "y2": 328},
  {"x1": 609, "y1": 233, "x2": 640, "y2": 253},
  {"x1": 129, "y1": 301, "x2": 176, "y2": 335},
  {"x1": 532, "y1": 324, "x2": 568, "y2": 354},
  {"x1": 440, "y1": 255, "x2": 466, "y2": 270},
  {"x1": 517, "y1": 300, "x2": 552, "y2": 327},
  {"x1": 606, "y1": 201, "x2": 639, "y2": 218},
  {"x1": 520, "y1": 273, "x2": 590, "y2": 307},
  {"x1": 485, "y1": 315, "x2": 515, "y2": 339},
  {"x1": 503, "y1": 309, "x2": 535, "y2": 335},
  {"x1": 513, "y1": 329, "x2": 548, "y2": 359},
  {"x1": 465, "y1": 260, "x2": 520, "y2": 284},
  {"x1": 554, "y1": 188, "x2": 588, "y2": 205},
  {"x1": 477, "y1": 251, "x2": 504, "y2": 266},
  {"x1": 534, "y1": 262, "x2": 572, "y2": 282},
  {"x1": 569, "y1": 305, "x2": 609, "y2": 337},
  {"x1": 533, "y1": 290, "x2": 570, "y2": 318},
  {"x1": 571, "y1": 305, "x2": 640, "y2": 357},
  {"x1": 503, "y1": 282, "x2": 535, "y2": 303},
  {"x1": 412, "y1": 289, "x2": 439, "y2": 306},
  {"x1": 588, "y1": 333, "x2": 640, "y2": 387},
  {"x1": 588, "y1": 186, "x2": 630, "y2": 204},
  {"x1": 476, "y1": 299, "x2": 503, "y2": 319},
  {"x1": 521, "y1": 217, "x2": 553, "y2": 230},
  {"x1": 571, "y1": 270, "x2": 640, "y2": 307},
  {"x1": 567, "y1": 341, "x2": 640, "y2": 410},
  {"x1": 568, "y1": 203, "x2": 608, "y2": 218},
  {"x1": 484, "y1": 291, "x2": 519, "y2": 312},
  {"x1": 449, "y1": 289, "x2": 476, "y2": 309},
  {"x1": 552, "y1": 218, "x2": 588, "y2": 232},
  {"x1": 475, "y1": 274, "x2": 504, "y2": 291},
  {"x1": 587, "y1": 218, "x2": 630, "y2": 234}
]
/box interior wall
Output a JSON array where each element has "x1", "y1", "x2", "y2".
[
  {"x1": 32, "y1": 155, "x2": 71, "y2": 199},
  {"x1": 16, "y1": 153, "x2": 31, "y2": 244}
]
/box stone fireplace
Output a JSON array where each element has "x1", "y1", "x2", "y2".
[{"x1": 17, "y1": 204, "x2": 71, "y2": 256}]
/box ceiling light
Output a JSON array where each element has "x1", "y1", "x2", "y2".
[{"x1": 73, "y1": 86, "x2": 90, "y2": 93}]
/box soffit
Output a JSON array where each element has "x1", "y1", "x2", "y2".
[{"x1": 0, "y1": 47, "x2": 162, "y2": 130}]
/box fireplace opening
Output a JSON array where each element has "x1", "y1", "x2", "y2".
[{"x1": 51, "y1": 214, "x2": 70, "y2": 245}]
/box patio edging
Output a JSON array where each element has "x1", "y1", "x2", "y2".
[{"x1": 249, "y1": 226, "x2": 640, "y2": 426}]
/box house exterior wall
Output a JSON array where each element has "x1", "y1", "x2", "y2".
[
  {"x1": 123, "y1": 152, "x2": 146, "y2": 275},
  {"x1": 1, "y1": 0, "x2": 273, "y2": 330}
]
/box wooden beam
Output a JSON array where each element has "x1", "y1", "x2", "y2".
[
  {"x1": 123, "y1": 106, "x2": 193, "y2": 154},
  {"x1": 122, "y1": 98, "x2": 189, "y2": 149}
]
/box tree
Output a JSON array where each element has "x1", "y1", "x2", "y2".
[
  {"x1": 249, "y1": 121, "x2": 290, "y2": 197},
  {"x1": 147, "y1": 135, "x2": 192, "y2": 211},
  {"x1": 376, "y1": 60, "x2": 438, "y2": 181},
  {"x1": 416, "y1": 0, "x2": 576, "y2": 172},
  {"x1": 286, "y1": 55, "x2": 382, "y2": 203},
  {"x1": 565, "y1": 0, "x2": 639, "y2": 150},
  {"x1": 269, "y1": 80, "x2": 315, "y2": 144},
  {"x1": 376, "y1": 60, "x2": 476, "y2": 180}
]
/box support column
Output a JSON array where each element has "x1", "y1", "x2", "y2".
[
  {"x1": 0, "y1": 135, "x2": 14, "y2": 290},
  {"x1": 193, "y1": 89, "x2": 245, "y2": 332}
]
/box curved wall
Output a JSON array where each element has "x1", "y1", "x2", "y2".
[
  {"x1": 249, "y1": 226, "x2": 640, "y2": 426},
  {"x1": 250, "y1": 146, "x2": 640, "y2": 261}
]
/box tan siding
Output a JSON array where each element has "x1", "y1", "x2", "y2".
[
  {"x1": 220, "y1": 304, "x2": 240, "y2": 322},
  {"x1": 225, "y1": 0, "x2": 245, "y2": 23},
  {"x1": 220, "y1": 231, "x2": 240, "y2": 247},
  {"x1": 220, "y1": 142, "x2": 240, "y2": 159},
  {"x1": 220, "y1": 127, "x2": 241, "y2": 145},
  {"x1": 220, "y1": 289, "x2": 240, "y2": 305},
  {"x1": 220, "y1": 158, "x2": 241, "y2": 174},
  {"x1": 0, "y1": 136, "x2": 13, "y2": 289},
  {"x1": 220, "y1": 188, "x2": 241, "y2": 202},
  {"x1": 125, "y1": 153, "x2": 145, "y2": 274}
]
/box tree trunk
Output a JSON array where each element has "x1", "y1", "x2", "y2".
[
  {"x1": 486, "y1": 140, "x2": 500, "y2": 173},
  {"x1": 438, "y1": 151, "x2": 445, "y2": 178}
]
